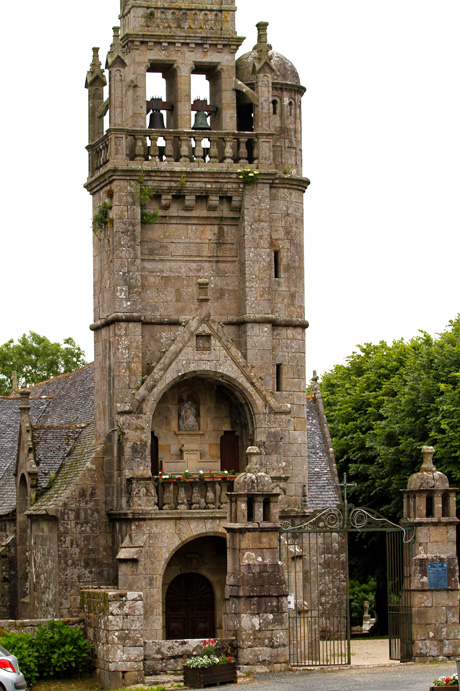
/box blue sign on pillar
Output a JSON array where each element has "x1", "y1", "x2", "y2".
[{"x1": 428, "y1": 562, "x2": 448, "y2": 589}]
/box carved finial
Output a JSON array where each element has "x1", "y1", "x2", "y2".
[
  {"x1": 109, "y1": 27, "x2": 121, "y2": 54},
  {"x1": 19, "y1": 389, "x2": 31, "y2": 408},
  {"x1": 252, "y1": 22, "x2": 274, "y2": 74},
  {"x1": 197, "y1": 278, "x2": 210, "y2": 302},
  {"x1": 91, "y1": 47, "x2": 102, "y2": 71},
  {"x1": 86, "y1": 47, "x2": 107, "y2": 88},
  {"x1": 246, "y1": 446, "x2": 261, "y2": 472},
  {"x1": 256, "y1": 21, "x2": 269, "y2": 45},
  {"x1": 420, "y1": 445, "x2": 436, "y2": 472},
  {"x1": 311, "y1": 370, "x2": 320, "y2": 400}
]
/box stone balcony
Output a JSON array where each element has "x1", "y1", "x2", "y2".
[
  {"x1": 127, "y1": 475, "x2": 235, "y2": 512},
  {"x1": 126, "y1": 473, "x2": 289, "y2": 513},
  {"x1": 88, "y1": 128, "x2": 273, "y2": 176}
]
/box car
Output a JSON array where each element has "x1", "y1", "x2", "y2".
[{"x1": 0, "y1": 645, "x2": 27, "y2": 691}]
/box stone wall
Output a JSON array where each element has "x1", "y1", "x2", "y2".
[
  {"x1": 0, "y1": 523, "x2": 16, "y2": 619},
  {"x1": 81, "y1": 589, "x2": 144, "y2": 690},
  {"x1": 27, "y1": 448, "x2": 116, "y2": 619},
  {"x1": 0, "y1": 618, "x2": 84, "y2": 636},
  {"x1": 144, "y1": 638, "x2": 236, "y2": 674}
]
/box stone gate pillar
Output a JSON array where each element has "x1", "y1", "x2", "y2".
[
  {"x1": 223, "y1": 447, "x2": 289, "y2": 672},
  {"x1": 402, "y1": 446, "x2": 460, "y2": 661}
]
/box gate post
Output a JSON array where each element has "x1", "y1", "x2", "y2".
[
  {"x1": 402, "y1": 446, "x2": 460, "y2": 661},
  {"x1": 223, "y1": 447, "x2": 289, "y2": 672}
]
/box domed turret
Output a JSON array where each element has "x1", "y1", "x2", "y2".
[
  {"x1": 235, "y1": 22, "x2": 305, "y2": 174},
  {"x1": 236, "y1": 47, "x2": 301, "y2": 87},
  {"x1": 407, "y1": 446, "x2": 449, "y2": 491},
  {"x1": 403, "y1": 446, "x2": 456, "y2": 520}
]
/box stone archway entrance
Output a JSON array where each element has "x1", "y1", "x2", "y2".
[
  {"x1": 162, "y1": 535, "x2": 227, "y2": 640},
  {"x1": 165, "y1": 573, "x2": 215, "y2": 640}
]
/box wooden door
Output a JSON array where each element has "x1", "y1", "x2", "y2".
[
  {"x1": 165, "y1": 573, "x2": 215, "y2": 640},
  {"x1": 220, "y1": 431, "x2": 240, "y2": 473}
]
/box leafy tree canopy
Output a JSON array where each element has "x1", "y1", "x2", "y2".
[
  {"x1": 320, "y1": 315, "x2": 460, "y2": 520},
  {"x1": 0, "y1": 331, "x2": 87, "y2": 396}
]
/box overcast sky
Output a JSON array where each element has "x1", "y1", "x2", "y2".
[{"x1": 2, "y1": 1, "x2": 459, "y2": 379}]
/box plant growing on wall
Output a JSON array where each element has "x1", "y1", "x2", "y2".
[
  {"x1": 92, "y1": 187, "x2": 114, "y2": 238},
  {"x1": 134, "y1": 174, "x2": 160, "y2": 225},
  {"x1": 238, "y1": 167, "x2": 259, "y2": 185},
  {"x1": 92, "y1": 200, "x2": 111, "y2": 234}
]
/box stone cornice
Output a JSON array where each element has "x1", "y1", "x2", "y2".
[{"x1": 90, "y1": 312, "x2": 309, "y2": 331}]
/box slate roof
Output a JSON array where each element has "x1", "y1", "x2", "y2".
[
  {"x1": 28, "y1": 421, "x2": 97, "y2": 515},
  {"x1": 306, "y1": 396, "x2": 341, "y2": 509},
  {"x1": 0, "y1": 364, "x2": 94, "y2": 517}
]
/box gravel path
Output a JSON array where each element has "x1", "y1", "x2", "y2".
[{"x1": 237, "y1": 663, "x2": 457, "y2": 691}]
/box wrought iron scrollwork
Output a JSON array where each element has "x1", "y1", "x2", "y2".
[{"x1": 281, "y1": 504, "x2": 414, "y2": 542}]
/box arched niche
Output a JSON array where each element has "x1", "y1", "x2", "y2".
[{"x1": 150, "y1": 375, "x2": 253, "y2": 475}]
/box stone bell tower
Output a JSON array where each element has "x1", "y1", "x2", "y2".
[{"x1": 85, "y1": 0, "x2": 310, "y2": 513}]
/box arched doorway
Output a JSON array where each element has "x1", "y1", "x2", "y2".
[{"x1": 165, "y1": 573, "x2": 215, "y2": 640}]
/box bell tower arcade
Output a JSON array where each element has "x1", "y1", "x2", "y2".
[{"x1": 85, "y1": 0, "x2": 310, "y2": 514}]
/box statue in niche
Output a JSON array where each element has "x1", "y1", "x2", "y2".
[{"x1": 178, "y1": 396, "x2": 200, "y2": 431}]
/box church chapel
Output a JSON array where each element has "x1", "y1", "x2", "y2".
[{"x1": 0, "y1": 0, "x2": 340, "y2": 678}]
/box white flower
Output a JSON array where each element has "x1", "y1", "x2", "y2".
[{"x1": 199, "y1": 470, "x2": 203, "y2": 474}]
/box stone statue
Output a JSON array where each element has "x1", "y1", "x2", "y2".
[{"x1": 178, "y1": 400, "x2": 199, "y2": 431}]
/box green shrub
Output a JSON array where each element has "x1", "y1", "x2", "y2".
[
  {"x1": 0, "y1": 631, "x2": 39, "y2": 684},
  {"x1": 0, "y1": 621, "x2": 93, "y2": 683},
  {"x1": 33, "y1": 620, "x2": 93, "y2": 679},
  {"x1": 349, "y1": 577, "x2": 376, "y2": 627}
]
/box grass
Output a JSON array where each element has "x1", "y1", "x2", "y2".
[
  {"x1": 33, "y1": 679, "x2": 101, "y2": 691},
  {"x1": 33, "y1": 678, "x2": 167, "y2": 691}
]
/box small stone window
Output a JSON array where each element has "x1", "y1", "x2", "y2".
[
  {"x1": 196, "y1": 334, "x2": 211, "y2": 351},
  {"x1": 247, "y1": 497, "x2": 254, "y2": 522},
  {"x1": 442, "y1": 492, "x2": 450, "y2": 518},
  {"x1": 425, "y1": 493, "x2": 434, "y2": 518},
  {"x1": 263, "y1": 498, "x2": 271, "y2": 522},
  {"x1": 274, "y1": 250, "x2": 280, "y2": 278},
  {"x1": 275, "y1": 364, "x2": 283, "y2": 392},
  {"x1": 272, "y1": 99, "x2": 278, "y2": 115}
]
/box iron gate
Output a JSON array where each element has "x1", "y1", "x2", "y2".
[{"x1": 279, "y1": 502, "x2": 414, "y2": 666}]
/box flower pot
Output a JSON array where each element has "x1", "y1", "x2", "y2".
[
  {"x1": 430, "y1": 687, "x2": 459, "y2": 690},
  {"x1": 183, "y1": 662, "x2": 237, "y2": 688}
]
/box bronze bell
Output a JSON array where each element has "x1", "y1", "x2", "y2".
[
  {"x1": 191, "y1": 98, "x2": 217, "y2": 131},
  {"x1": 149, "y1": 110, "x2": 166, "y2": 129},
  {"x1": 192, "y1": 111, "x2": 211, "y2": 130},
  {"x1": 146, "y1": 97, "x2": 173, "y2": 129}
]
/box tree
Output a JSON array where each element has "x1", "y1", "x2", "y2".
[
  {"x1": 319, "y1": 316, "x2": 460, "y2": 633},
  {"x1": 319, "y1": 316, "x2": 460, "y2": 520},
  {"x1": 0, "y1": 331, "x2": 87, "y2": 396}
]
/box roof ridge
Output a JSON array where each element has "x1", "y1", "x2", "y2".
[
  {"x1": 32, "y1": 423, "x2": 88, "y2": 430},
  {"x1": 28, "y1": 362, "x2": 94, "y2": 391}
]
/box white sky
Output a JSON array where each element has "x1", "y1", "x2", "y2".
[{"x1": 2, "y1": 1, "x2": 459, "y2": 379}]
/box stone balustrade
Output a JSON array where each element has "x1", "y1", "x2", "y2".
[
  {"x1": 88, "y1": 129, "x2": 271, "y2": 174},
  {"x1": 128, "y1": 476, "x2": 234, "y2": 511}
]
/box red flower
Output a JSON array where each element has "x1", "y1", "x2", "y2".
[
  {"x1": 446, "y1": 680, "x2": 450, "y2": 684},
  {"x1": 180, "y1": 476, "x2": 184, "y2": 480},
  {"x1": 228, "y1": 656, "x2": 232, "y2": 661}
]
